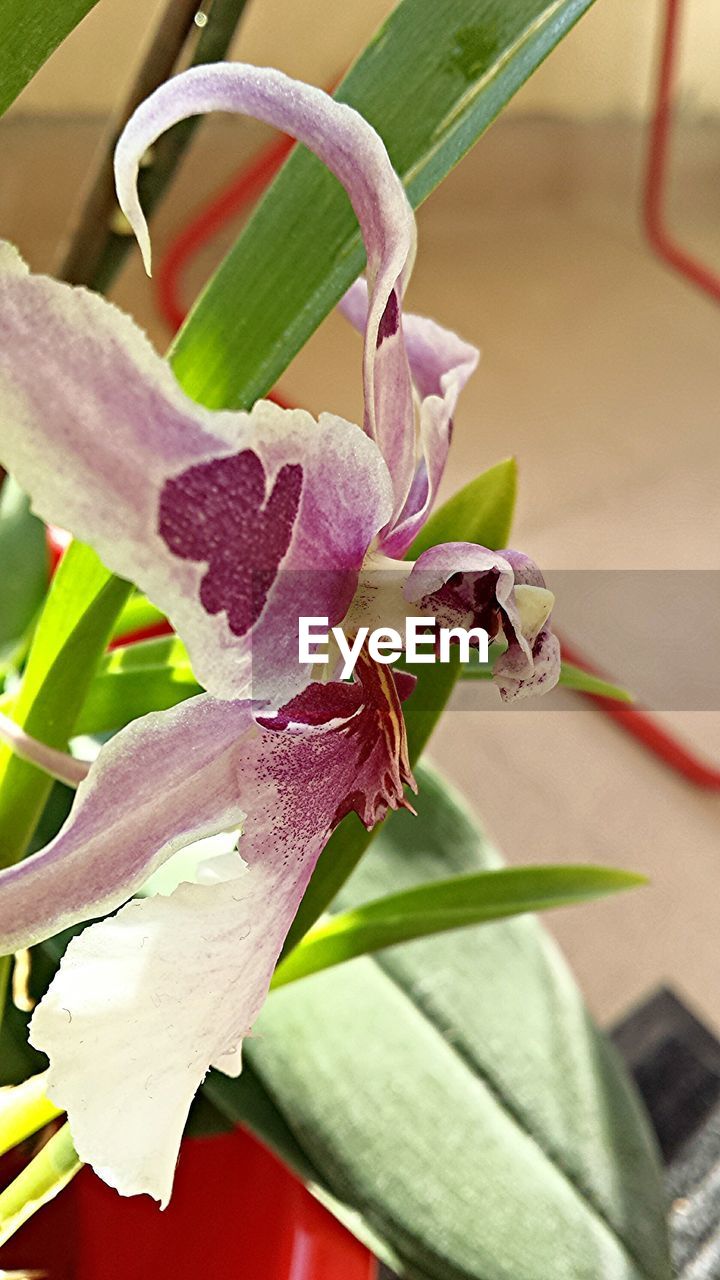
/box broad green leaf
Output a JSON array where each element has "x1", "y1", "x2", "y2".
[
  {"x1": 229, "y1": 765, "x2": 671, "y2": 1280},
  {"x1": 0, "y1": 1, "x2": 100, "y2": 117},
  {"x1": 272, "y1": 864, "x2": 645, "y2": 988},
  {"x1": 409, "y1": 458, "x2": 517, "y2": 559},
  {"x1": 0, "y1": 477, "x2": 48, "y2": 669},
  {"x1": 170, "y1": 0, "x2": 597, "y2": 407},
  {"x1": 0, "y1": 544, "x2": 130, "y2": 871},
  {"x1": 75, "y1": 636, "x2": 200, "y2": 736}
]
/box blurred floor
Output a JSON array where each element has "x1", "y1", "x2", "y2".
[{"x1": 1, "y1": 113, "x2": 719, "y2": 1029}]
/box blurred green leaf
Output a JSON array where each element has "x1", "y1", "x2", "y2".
[
  {"x1": 273, "y1": 863, "x2": 645, "y2": 987},
  {"x1": 110, "y1": 593, "x2": 167, "y2": 642},
  {"x1": 0, "y1": 477, "x2": 47, "y2": 668},
  {"x1": 557, "y1": 661, "x2": 634, "y2": 702},
  {"x1": 0, "y1": 1, "x2": 100, "y2": 117},
  {"x1": 409, "y1": 458, "x2": 517, "y2": 558},
  {"x1": 0, "y1": 1122, "x2": 80, "y2": 1245},
  {"x1": 220, "y1": 765, "x2": 671, "y2": 1280}
]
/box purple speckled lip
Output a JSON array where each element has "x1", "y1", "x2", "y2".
[{"x1": 159, "y1": 451, "x2": 303, "y2": 637}]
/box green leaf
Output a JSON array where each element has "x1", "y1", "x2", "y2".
[
  {"x1": 272, "y1": 864, "x2": 645, "y2": 988},
  {"x1": 0, "y1": 544, "x2": 130, "y2": 871},
  {"x1": 0, "y1": 1, "x2": 100, "y2": 118},
  {"x1": 233, "y1": 765, "x2": 671, "y2": 1280},
  {"x1": 0, "y1": 477, "x2": 48, "y2": 667},
  {"x1": 110, "y1": 593, "x2": 167, "y2": 642},
  {"x1": 75, "y1": 636, "x2": 201, "y2": 736},
  {"x1": 169, "y1": 0, "x2": 597, "y2": 409},
  {"x1": 558, "y1": 661, "x2": 634, "y2": 702},
  {"x1": 460, "y1": 656, "x2": 634, "y2": 703},
  {"x1": 409, "y1": 458, "x2": 517, "y2": 558}
]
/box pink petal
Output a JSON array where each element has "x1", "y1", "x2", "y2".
[
  {"x1": 0, "y1": 247, "x2": 392, "y2": 706},
  {"x1": 341, "y1": 278, "x2": 479, "y2": 555},
  {"x1": 114, "y1": 63, "x2": 418, "y2": 522},
  {"x1": 0, "y1": 660, "x2": 412, "y2": 956}
]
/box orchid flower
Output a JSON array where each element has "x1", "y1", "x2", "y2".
[{"x1": 0, "y1": 64, "x2": 559, "y2": 1205}]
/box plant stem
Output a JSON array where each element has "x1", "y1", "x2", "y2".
[{"x1": 57, "y1": 0, "x2": 252, "y2": 292}]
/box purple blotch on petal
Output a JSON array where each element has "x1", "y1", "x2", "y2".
[
  {"x1": 376, "y1": 290, "x2": 399, "y2": 347},
  {"x1": 158, "y1": 451, "x2": 302, "y2": 637}
]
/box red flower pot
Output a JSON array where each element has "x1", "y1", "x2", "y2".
[{"x1": 0, "y1": 1128, "x2": 375, "y2": 1279}]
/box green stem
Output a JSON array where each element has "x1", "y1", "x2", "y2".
[{"x1": 80, "y1": 0, "x2": 253, "y2": 294}]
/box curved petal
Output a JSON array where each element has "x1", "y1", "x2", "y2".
[
  {"x1": 0, "y1": 246, "x2": 392, "y2": 706},
  {"x1": 0, "y1": 696, "x2": 252, "y2": 955},
  {"x1": 492, "y1": 548, "x2": 561, "y2": 701},
  {"x1": 0, "y1": 656, "x2": 412, "y2": 959},
  {"x1": 341, "y1": 278, "x2": 479, "y2": 555},
  {"x1": 114, "y1": 63, "x2": 418, "y2": 522},
  {"x1": 0, "y1": 711, "x2": 90, "y2": 787},
  {"x1": 25, "y1": 660, "x2": 413, "y2": 1204},
  {"x1": 404, "y1": 542, "x2": 560, "y2": 700}
]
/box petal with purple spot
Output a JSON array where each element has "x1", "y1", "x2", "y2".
[
  {"x1": 0, "y1": 252, "x2": 392, "y2": 705},
  {"x1": 341, "y1": 278, "x2": 479, "y2": 555}
]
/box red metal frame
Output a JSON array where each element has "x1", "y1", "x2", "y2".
[{"x1": 643, "y1": 0, "x2": 720, "y2": 303}]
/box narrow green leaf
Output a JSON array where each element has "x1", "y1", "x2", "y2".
[
  {"x1": 558, "y1": 661, "x2": 634, "y2": 702},
  {"x1": 170, "y1": 0, "x2": 597, "y2": 408},
  {"x1": 0, "y1": 477, "x2": 48, "y2": 666},
  {"x1": 0, "y1": 1072, "x2": 60, "y2": 1159},
  {"x1": 273, "y1": 864, "x2": 645, "y2": 988},
  {"x1": 110, "y1": 593, "x2": 167, "y2": 642},
  {"x1": 0, "y1": 544, "x2": 130, "y2": 870},
  {"x1": 240, "y1": 764, "x2": 671, "y2": 1280},
  {"x1": 0, "y1": 1, "x2": 100, "y2": 117},
  {"x1": 460, "y1": 657, "x2": 634, "y2": 703}
]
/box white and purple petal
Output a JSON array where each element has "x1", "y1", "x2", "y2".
[
  {"x1": 0, "y1": 247, "x2": 392, "y2": 706},
  {"x1": 3, "y1": 658, "x2": 412, "y2": 1204},
  {"x1": 341, "y1": 278, "x2": 479, "y2": 555},
  {"x1": 114, "y1": 63, "x2": 418, "y2": 522}
]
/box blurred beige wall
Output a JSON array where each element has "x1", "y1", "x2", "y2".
[{"x1": 8, "y1": 0, "x2": 720, "y2": 118}]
